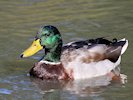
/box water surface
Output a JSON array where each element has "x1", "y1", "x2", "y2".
[{"x1": 0, "y1": 0, "x2": 133, "y2": 100}]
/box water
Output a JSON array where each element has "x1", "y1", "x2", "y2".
[{"x1": 0, "y1": 0, "x2": 133, "y2": 99}]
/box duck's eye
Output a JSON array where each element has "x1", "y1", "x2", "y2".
[{"x1": 44, "y1": 33, "x2": 50, "y2": 37}]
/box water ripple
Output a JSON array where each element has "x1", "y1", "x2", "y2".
[{"x1": 0, "y1": 88, "x2": 12, "y2": 95}]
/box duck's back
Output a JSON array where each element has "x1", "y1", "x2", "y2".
[{"x1": 61, "y1": 38, "x2": 128, "y2": 79}]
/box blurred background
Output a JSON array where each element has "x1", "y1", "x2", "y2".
[{"x1": 0, "y1": 0, "x2": 133, "y2": 100}]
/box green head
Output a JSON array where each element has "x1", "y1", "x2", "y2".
[{"x1": 21, "y1": 25, "x2": 63, "y2": 62}]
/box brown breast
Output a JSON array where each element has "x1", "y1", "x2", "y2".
[{"x1": 29, "y1": 61, "x2": 70, "y2": 80}]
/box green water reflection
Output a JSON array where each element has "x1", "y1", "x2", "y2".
[{"x1": 0, "y1": 0, "x2": 133, "y2": 100}]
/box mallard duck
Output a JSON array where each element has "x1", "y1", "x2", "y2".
[{"x1": 20, "y1": 25, "x2": 128, "y2": 80}]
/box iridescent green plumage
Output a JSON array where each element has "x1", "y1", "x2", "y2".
[{"x1": 36, "y1": 25, "x2": 63, "y2": 62}]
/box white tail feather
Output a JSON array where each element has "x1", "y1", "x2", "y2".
[{"x1": 121, "y1": 39, "x2": 128, "y2": 55}]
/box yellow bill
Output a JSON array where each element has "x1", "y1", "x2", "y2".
[{"x1": 21, "y1": 39, "x2": 43, "y2": 58}]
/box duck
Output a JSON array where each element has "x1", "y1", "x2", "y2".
[{"x1": 20, "y1": 25, "x2": 128, "y2": 80}]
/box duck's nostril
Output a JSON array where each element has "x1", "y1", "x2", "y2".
[{"x1": 20, "y1": 54, "x2": 24, "y2": 58}]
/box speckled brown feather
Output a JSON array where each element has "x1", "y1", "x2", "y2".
[
  {"x1": 61, "y1": 43, "x2": 122, "y2": 65},
  {"x1": 30, "y1": 62, "x2": 69, "y2": 80}
]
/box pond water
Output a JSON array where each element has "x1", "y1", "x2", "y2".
[{"x1": 0, "y1": 0, "x2": 133, "y2": 100}]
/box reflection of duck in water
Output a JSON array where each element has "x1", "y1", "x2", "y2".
[
  {"x1": 21, "y1": 25, "x2": 128, "y2": 80},
  {"x1": 30, "y1": 75, "x2": 125, "y2": 98}
]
